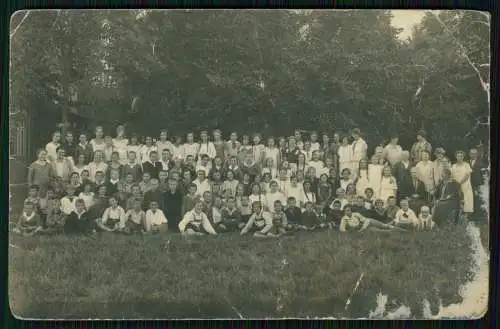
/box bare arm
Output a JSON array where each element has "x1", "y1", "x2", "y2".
[
  {"x1": 178, "y1": 212, "x2": 192, "y2": 233},
  {"x1": 339, "y1": 217, "x2": 347, "y2": 232}
]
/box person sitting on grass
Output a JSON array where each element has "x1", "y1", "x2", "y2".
[
  {"x1": 368, "y1": 199, "x2": 388, "y2": 223},
  {"x1": 339, "y1": 205, "x2": 371, "y2": 232},
  {"x1": 40, "y1": 198, "x2": 65, "y2": 234},
  {"x1": 284, "y1": 196, "x2": 302, "y2": 229},
  {"x1": 385, "y1": 196, "x2": 400, "y2": 222},
  {"x1": 269, "y1": 200, "x2": 289, "y2": 236},
  {"x1": 144, "y1": 201, "x2": 168, "y2": 234},
  {"x1": 178, "y1": 201, "x2": 218, "y2": 236},
  {"x1": 390, "y1": 199, "x2": 420, "y2": 230},
  {"x1": 240, "y1": 201, "x2": 274, "y2": 238},
  {"x1": 218, "y1": 196, "x2": 244, "y2": 232},
  {"x1": 38, "y1": 187, "x2": 56, "y2": 227},
  {"x1": 125, "y1": 184, "x2": 143, "y2": 211},
  {"x1": 297, "y1": 201, "x2": 321, "y2": 231},
  {"x1": 418, "y1": 205, "x2": 435, "y2": 230},
  {"x1": 64, "y1": 198, "x2": 95, "y2": 234},
  {"x1": 96, "y1": 196, "x2": 126, "y2": 232},
  {"x1": 60, "y1": 185, "x2": 78, "y2": 216},
  {"x1": 13, "y1": 201, "x2": 43, "y2": 236},
  {"x1": 123, "y1": 198, "x2": 146, "y2": 234},
  {"x1": 324, "y1": 199, "x2": 343, "y2": 228}
]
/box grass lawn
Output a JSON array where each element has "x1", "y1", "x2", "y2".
[{"x1": 9, "y1": 221, "x2": 486, "y2": 319}]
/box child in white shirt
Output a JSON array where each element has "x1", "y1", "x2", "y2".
[
  {"x1": 97, "y1": 196, "x2": 126, "y2": 232},
  {"x1": 391, "y1": 199, "x2": 420, "y2": 229},
  {"x1": 60, "y1": 185, "x2": 78, "y2": 215},
  {"x1": 418, "y1": 205, "x2": 435, "y2": 230},
  {"x1": 178, "y1": 201, "x2": 218, "y2": 236},
  {"x1": 144, "y1": 201, "x2": 168, "y2": 233},
  {"x1": 78, "y1": 182, "x2": 95, "y2": 209}
]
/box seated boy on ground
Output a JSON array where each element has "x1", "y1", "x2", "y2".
[
  {"x1": 240, "y1": 201, "x2": 275, "y2": 238},
  {"x1": 13, "y1": 201, "x2": 43, "y2": 236},
  {"x1": 178, "y1": 201, "x2": 218, "y2": 236},
  {"x1": 144, "y1": 200, "x2": 168, "y2": 234},
  {"x1": 65, "y1": 198, "x2": 95, "y2": 234},
  {"x1": 298, "y1": 201, "x2": 321, "y2": 231},
  {"x1": 218, "y1": 196, "x2": 244, "y2": 232},
  {"x1": 390, "y1": 199, "x2": 420, "y2": 230},
  {"x1": 96, "y1": 196, "x2": 126, "y2": 232},
  {"x1": 41, "y1": 198, "x2": 65, "y2": 234},
  {"x1": 123, "y1": 198, "x2": 146, "y2": 234},
  {"x1": 284, "y1": 196, "x2": 302, "y2": 230},
  {"x1": 269, "y1": 200, "x2": 289, "y2": 236},
  {"x1": 418, "y1": 205, "x2": 435, "y2": 230}
]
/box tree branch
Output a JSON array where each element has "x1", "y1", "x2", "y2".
[{"x1": 430, "y1": 12, "x2": 490, "y2": 103}]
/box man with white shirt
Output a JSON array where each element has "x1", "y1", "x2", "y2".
[
  {"x1": 51, "y1": 147, "x2": 72, "y2": 183},
  {"x1": 160, "y1": 149, "x2": 173, "y2": 172},
  {"x1": 45, "y1": 131, "x2": 62, "y2": 163},
  {"x1": 87, "y1": 150, "x2": 108, "y2": 182},
  {"x1": 309, "y1": 131, "x2": 321, "y2": 152},
  {"x1": 350, "y1": 128, "x2": 368, "y2": 174},
  {"x1": 156, "y1": 130, "x2": 175, "y2": 157}
]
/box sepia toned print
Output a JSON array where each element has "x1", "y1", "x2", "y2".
[{"x1": 9, "y1": 9, "x2": 489, "y2": 319}]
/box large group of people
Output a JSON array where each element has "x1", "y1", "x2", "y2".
[{"x1": 14, "y1": 124, "x2": 488, "y2": 237}]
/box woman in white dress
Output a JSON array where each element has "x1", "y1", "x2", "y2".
[
  {"x1": 355, "y1": 158, "x2": 371, "y2": 198},
  {"x1": 264, "y1": 137, "x2": 280, "y2": 170},
  {"x1": 197, "y1": 130, "x2": 216, "y2": 162},
  {"x1": 451, "y1": 150, "x2": 474, "y2": 215},
  {"x1": 127, "y1": 134, "x2": 142, "y2": 162},
  {"x1": 337, "y1": 136, "x2": 352, "y2": 175},
  {"x1": 415, "y1": 150, "x2": 435, "y2": 198},
  {"x1": 90, "y1": 126, "x2": 106, "y2": 154},
  {"x1": 183, "y1": 132, "x2": 200, "y2": 161},
  {"x1": 378, "y1": 165, "x2": 398, "y2": 206},
  {"x1": 350, "y1": 128, "x2": 368, "y2": 175},
  {"x1": 368, "y1": 156, "x2": 383, "y2": 199},
  {"x1": 112, "y1": 125, "x2": 129, "y2": 165},
  {"x1": 140, "y1": 136, "x2": 157, "y2": 164}
]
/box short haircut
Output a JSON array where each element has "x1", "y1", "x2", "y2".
[
  {"x1": 95, "y1": 171, "x2": 104, "y2": 175},
  {"x1": 29, "y1": 185, "x2": 40, "y2": 191},
  {"x1": 273, "y1": 200, "x2": 282, "y2": 205},
  {"x1": 287, "y1": 196, "x2": 296, "y2": 202}
]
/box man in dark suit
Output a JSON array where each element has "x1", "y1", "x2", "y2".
[
  {"x1": 407, "y1": 167, "x2": 429, "y2": 213},
  {"x1": 393, "y1": 151, "x2": 412, "y2": 201},
  {"x1": 163, "y1": 179, "x2": 183, "y2": 232},
  {"x1": 142, "y1": 150, "x2": 163, "y2": 179},
  {"x1": 468, "y1": 148, "x2": 484, "y2": 191}
]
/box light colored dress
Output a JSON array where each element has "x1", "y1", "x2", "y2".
[
  {"x1": 351, "y1": 138, "x2": 368, "y2": 174},
  {"x1": 368, "y1": 164, "x2": 383, "y2": 198},
  {"x1": 90, "y1": 139, "x2": 106, "y2": 153},
  {"x1": 356, "y1": 169, "x2": 371, "y2": 197},
  {"x1": 112, "y1": 138, "x2": 129, "y2": 164},
  {"x1": 379, "y1": 176, "x2": 397, "y2": 205},
  {"x1": 416, "y1": 160, "x2": 435, "y2": 193},
  {"x1": 337, "y1": 145, "x2": 353, "y2": 174},
  {"x1": 451, "y1": 162, "x2": 474, "y2": 213},
  {"x1": 264, "y1": 147, "x2": 280, "y2": 169}
]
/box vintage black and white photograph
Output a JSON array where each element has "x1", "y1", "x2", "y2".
[{"x1": 8, "y1": 9, "x2": 490, "y2": 319}]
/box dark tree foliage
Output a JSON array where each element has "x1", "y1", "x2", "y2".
[{"x1": 10, "y1": 9, "x2": 490, "y2": 153}]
